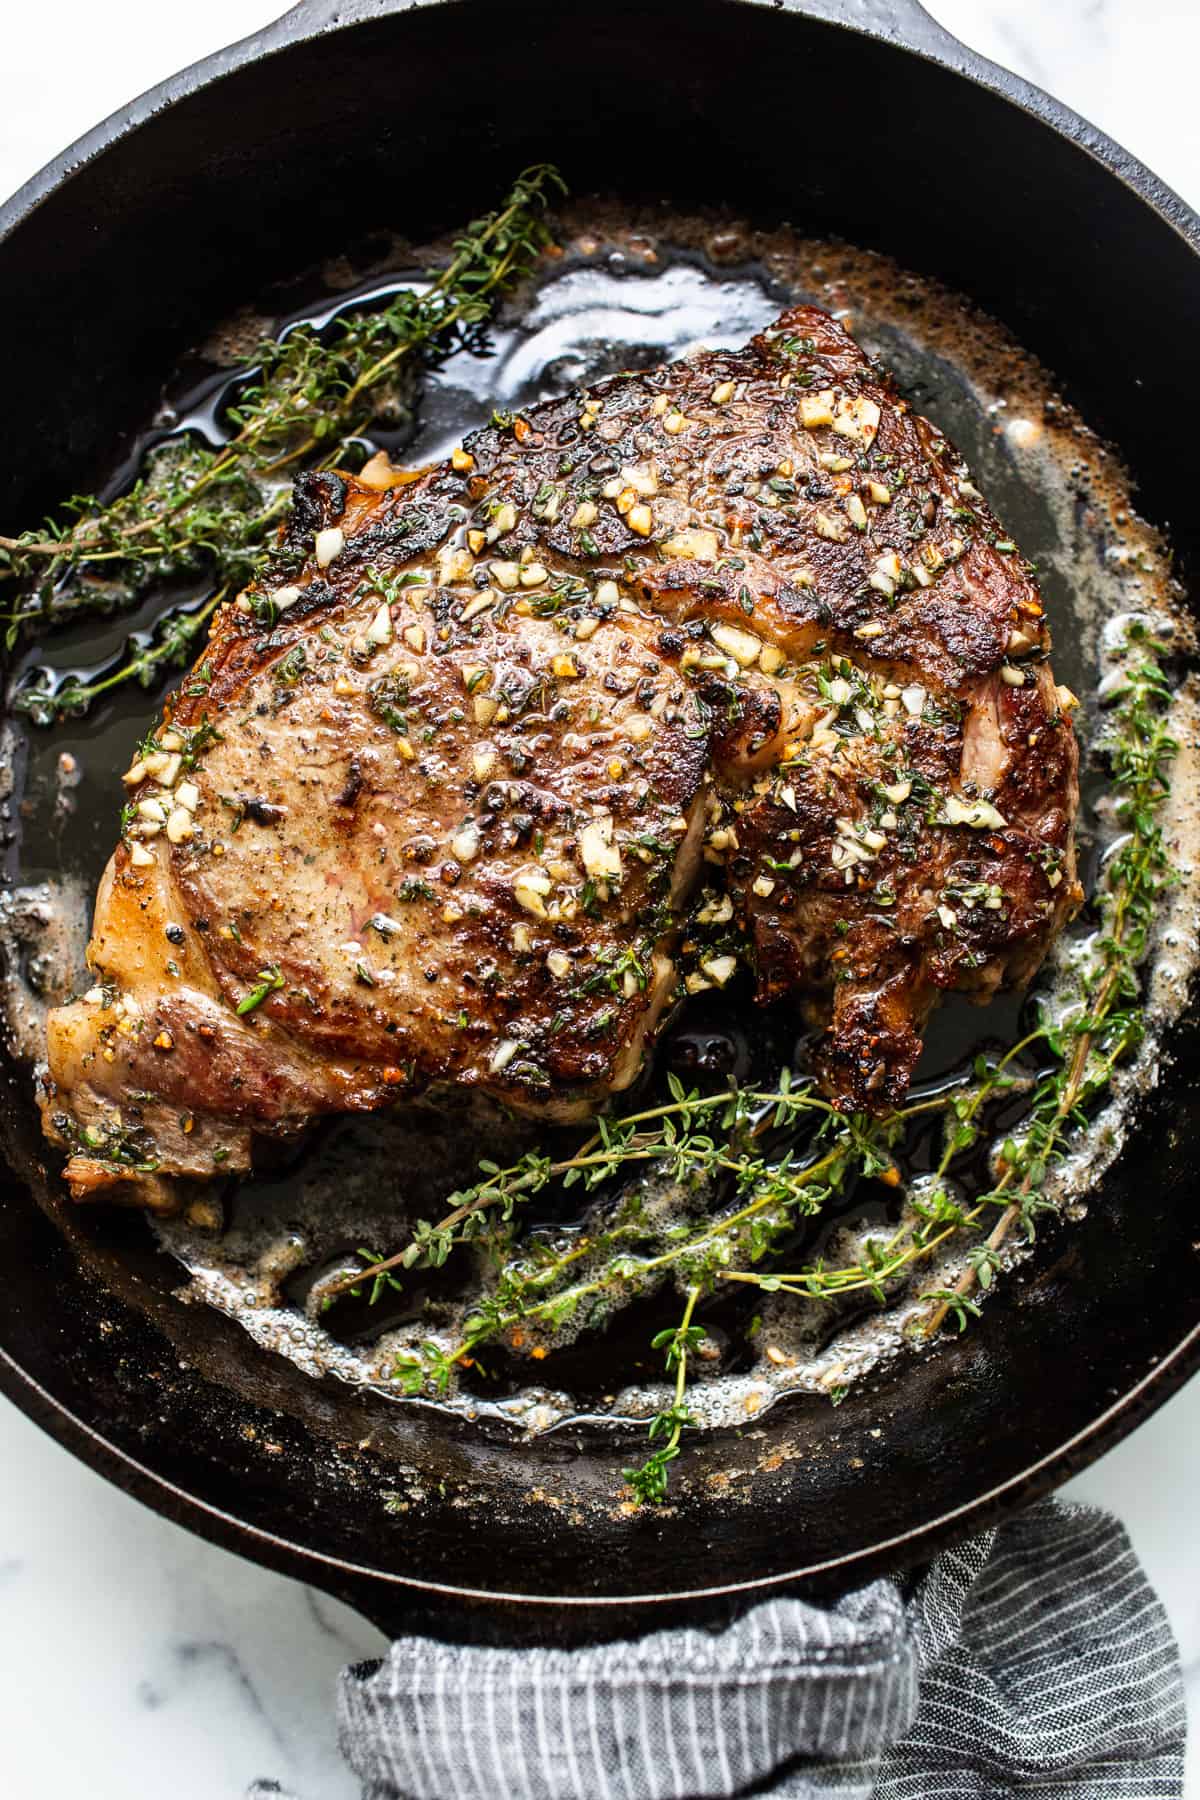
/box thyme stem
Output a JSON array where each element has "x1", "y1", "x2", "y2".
[
  {"x1": 919, "y1": 627, "x2": 1176, "y2": 1333},
  {"x1": 623, "y1": 1286, "x2": 704, "y2": 1505},
  {"x1": 13, "y1": 588, "x2": 226, "y2": 726}
]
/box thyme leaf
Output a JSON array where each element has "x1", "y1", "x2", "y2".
[{"x1": 236, "y1": 965, "x2": 285, "y2": 1015}]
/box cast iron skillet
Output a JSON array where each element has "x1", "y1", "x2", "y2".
[{"x1": 1, "y1": 0, "x2": 1198, "y2": 1647}]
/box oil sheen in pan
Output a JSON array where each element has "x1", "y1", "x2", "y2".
[{"x1": 2, "y1": 204, "x2": 1196, "y2": 1443}]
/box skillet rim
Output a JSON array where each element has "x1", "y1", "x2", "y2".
[
  {"x1": 1, "y1": 1309, "x2": 1198, "y2": 1616},
  {"x1": 1, "y1": 0, "x2": 1199, "y2": 1618}
]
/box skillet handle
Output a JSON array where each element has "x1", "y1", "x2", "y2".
[{"x1": 273, "y1": 0, "x2": 965, "y2": 59}]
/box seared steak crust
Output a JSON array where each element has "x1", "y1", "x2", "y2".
[{"x1": 40, "y1": 306, "x2": 1080, "y2": 1210}]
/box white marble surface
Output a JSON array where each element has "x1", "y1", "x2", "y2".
[{"x1": 2, "y1": 2, "x2": 1198, "y2": 1794}]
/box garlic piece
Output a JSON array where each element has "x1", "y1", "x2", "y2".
[
  {"x1": 700, "y1": 954, "x2": 738, "y2": 987},
  {"x1": 799, "y1": 390, "x2": 836, "y2": 429},
  {"x1": 578, "y1": 814, "x2": 622, "y2": 883},
  {"x1": 358, "y1": 451, "x2": 401, "y2": 489},
  {"x1": 451, "y1": 825, "x2": 479, "y2": 864},
  {"x1": 621, "y1": 463, "x2": 659, "y2": 497},
  {"x1": 315, "y1": 527, "x2": 345, "y2": 568},
  {"x1": 661, "y1": 527, "x2": 720, "y2": 562},
  {"x1": 832, "y1": 396, "x2": 881, "y2": 444},
  {"x1": 943, "y1": 795, "x2": 1007, "y2": 830},
  {"x1": 869, "y1": 551, "x2": 903, "y2": 598},
  {"x1": 513, "y1": 868, "x2": 552, "y2": 916},
  {"x1": 711, "y1": 622, "x2": 763, "y2": 667},
  {"x1": 814, "y1": 511, "x2": 848, "y2": 543},
  {"x1": 365, "y1": 603, "x2": 393, "y2": 647},
  {"x1": 438, "y1": 546, "x2": 474, "y2": 585}
]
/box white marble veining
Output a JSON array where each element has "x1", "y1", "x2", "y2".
[{"x1": 2, "y1": 2, "x2": 1198, "y2": 1794}]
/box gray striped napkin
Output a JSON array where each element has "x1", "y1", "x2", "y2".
[{"x1": 252, "y1": 1498, "x2": 1185, "y2": 1799}]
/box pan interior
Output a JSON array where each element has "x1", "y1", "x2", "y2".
[
  {"x1": 0, "y1": 193, "x2": 1194, "y2": 1620},
  {"x1": 1, "y1": 198, "x2": 1197, "y2": 1617}
]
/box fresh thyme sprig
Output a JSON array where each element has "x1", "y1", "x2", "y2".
[
  {"x1": 1, "y1": 473, "x2": 284, "y2": 643},
  {"x1": 342, "y1": 1082, "x2": 937, "y2": 1416},
  {"x1": 2, "y1": 164, "x2": 565, "y2": 716},
  {"x1": 623, "y1": 1288, "x2": 706, "y2": 1505},
  {"x1": 319, "y1": 1074, "x2": 915, "y2": 1308},
  {"x1": 382, "y1": 1114, "x2": 866, "y2": 1404},
  {"x1": 236, "y1": 964, "x2": 285, "y2": 1016},
  {"x1": 12, "y1": 588, "x2": 226, "y2": 725},
  {"x1": 917, "y1": 620, "x2": 1176, "y2": 1333}
]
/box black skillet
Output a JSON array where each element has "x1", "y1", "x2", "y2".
[{"x1": 1, "y1": 0, "x2": 1198, "y2": 1648}]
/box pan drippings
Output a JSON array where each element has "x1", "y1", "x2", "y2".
[{"x1": 2, "y1": 205, "x2": 1195, "y2": 1444}]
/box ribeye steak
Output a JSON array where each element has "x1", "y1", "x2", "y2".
[{"x1": 40, "y1": 306, "x2": 1081, "y2": 1212}]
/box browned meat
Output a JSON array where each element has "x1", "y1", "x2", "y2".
[{"x1": 39, "y1": 305, "x2": 1081, "y2": 1211}]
